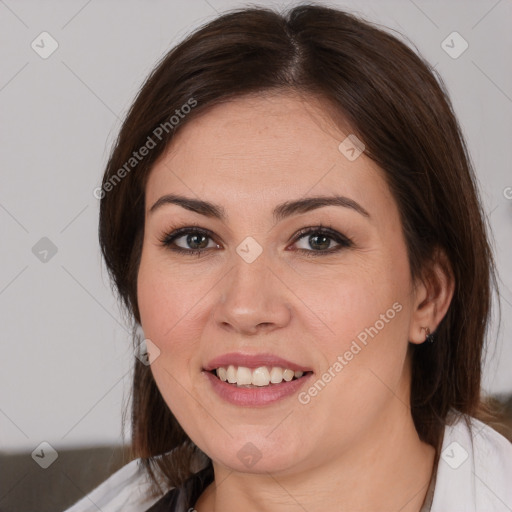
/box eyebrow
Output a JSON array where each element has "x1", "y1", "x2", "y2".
[{"x1": 149, "y1": 193, "x2": 370, "y2": 222}]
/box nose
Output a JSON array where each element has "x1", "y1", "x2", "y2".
[{"x1": 212, "y1": 248, "x2": 292, "y2": 336}]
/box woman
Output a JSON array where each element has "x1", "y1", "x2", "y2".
[{"x1": 65, "y1": 4, "x2": 512, "y2": 511}]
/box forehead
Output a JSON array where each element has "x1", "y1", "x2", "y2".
[{"x1": 145, "y1": 92, "x2": 393, "y2": 218}]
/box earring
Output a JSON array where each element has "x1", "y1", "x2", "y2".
[{"x1": 421, "y1": 326, "x2": 435, "y2": 343}]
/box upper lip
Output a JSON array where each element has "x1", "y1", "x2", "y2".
[{"x1": 204, "y1": 352, "x2": 313, "y2": 372}]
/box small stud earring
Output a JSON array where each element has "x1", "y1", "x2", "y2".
[{"x1": 421, "y1": 326, "x2": 435, "y2": 343}]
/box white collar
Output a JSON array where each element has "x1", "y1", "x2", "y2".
[{"x1": 431, "y1": 413, "x2": 512, "y2": 511}]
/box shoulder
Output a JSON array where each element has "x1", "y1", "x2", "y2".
[
  {"x1": 431, "y1": 412, "x2": 512, "y2": 511},
  {"x1": 62, "y1": 457, "x2": 173, "y2": 512}
]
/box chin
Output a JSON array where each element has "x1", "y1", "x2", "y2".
[{"x1": 204, "y1": 435, "x2": 304, "y2": 474}]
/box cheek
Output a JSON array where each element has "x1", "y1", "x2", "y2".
[
  {"x1": 136, "y1": 254, "x2": 207, "y2": 419},
  {"x1": 137, "y1": 247, "x2": 205, "y2": 340},
  {"x1": 136, "y1": 252, "x2": 206, "y2": 382},
  {"x1": 293, "y1": 275, "x2": 411, "y2": 449},
  {"x1": 298, "y1": 259, "x2": 409, "y2": 347},
  {"x1": 295, "y1": 249, "x2": 412, "y2": 407}
]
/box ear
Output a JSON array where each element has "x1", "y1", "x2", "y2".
[{"x1": 409, "y1": 248, "x2": 455, "y2": 344}]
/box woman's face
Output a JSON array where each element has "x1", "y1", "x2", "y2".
[{"x1": 137, "y1": 92, "x2": 421, "y2": 474}]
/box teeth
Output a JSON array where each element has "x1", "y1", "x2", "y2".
[
  {"x1": 252, "y1": 366, "x2": 270, "y2": 386},
  {"x1": 270, "y1": 366, "x2": 284, "y2": 383},
  {"x1": 236, "y1": 366, "x2": 252, "y2": 386},
  {"x1": 214, "y1": 365, "x2": 306, "y2": 386},
  {"x1": 283, "y1": 369, "x2": 294, "y2": 382},
  {"x1": 226, "y1": 365, "x2": 237, "y2": 383},
  {"x1": 217, "y1": 367, "x2": 227, "y2": 382}
]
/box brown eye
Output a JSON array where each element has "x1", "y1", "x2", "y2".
[
  {"x1": 291, "y1": 226, "x2": 352, "y2": 257},
  {"x1": 303, "y1": 233, "x2": 332, "y2": 251},
  {"x1": 159, "y1": 227, "x2": 221, "y2": 256},
  {"x1": 177, "y1": 232, "x2": 210, "y2": 250}
]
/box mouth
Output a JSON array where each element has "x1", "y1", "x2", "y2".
[
  {"x1": 202, "y1": 353, "x2": 314, "y2": 405},
  {"x1": 207, "y1": 365, "x2": 314, "y2": 388}
]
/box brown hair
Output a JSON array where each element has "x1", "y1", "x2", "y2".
[{"x1": 98, "y1": 3, "x2": 500, "y2": 496}]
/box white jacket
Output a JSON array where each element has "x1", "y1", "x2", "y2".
[{"x1": 63, "y1": 414, "x2": 512, "y2": 511}]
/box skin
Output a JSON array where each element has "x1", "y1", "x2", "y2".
[{"x1": 136, "y1": 91, "x2": 454, "y2": 512}]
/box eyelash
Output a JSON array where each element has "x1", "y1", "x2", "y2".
[{"x1": 158, "y1": 222, "x2": 353, "y2": 258}]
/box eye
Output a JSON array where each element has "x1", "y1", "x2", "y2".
[
  {"x1": 158, "y1": 225, "x2": 221, "y2": 256},
  {"x1": 290, "y1": 225, "x2": 352, "y2": 257}
]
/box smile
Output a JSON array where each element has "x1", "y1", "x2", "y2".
[
  {"x1": 212, "y1": 365, "x2": 309, "y2": 387},
  {"x1": 203, "y1": 367, "x2": 313, "y2": 406}
]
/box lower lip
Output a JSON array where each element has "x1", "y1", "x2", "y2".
[{"x1": 203, "y1": 371, "x2": 313, "y2": 406}]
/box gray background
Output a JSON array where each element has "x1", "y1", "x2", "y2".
[{"x1": 1, "y1": 0, "x2": 511, "y2": 456}]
